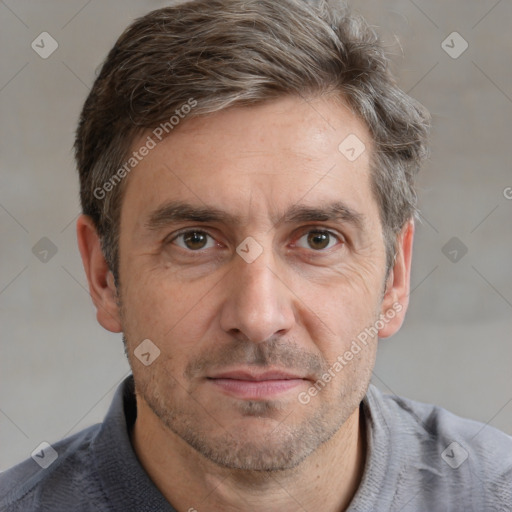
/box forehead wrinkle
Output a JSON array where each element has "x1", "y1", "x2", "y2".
[{"x1": 144, "y1": 198, "x2": 366, "y2": 235}]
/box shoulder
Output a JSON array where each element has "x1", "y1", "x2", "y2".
[
  {"x1": 0, "y1": 424, "x2": 105, "y2": 512},
  {"x1": 381, "y1": 388, "x2": 512, "y2": 457},
  {"x1": 367, "y1": 385, "x2": 512, "y2": 507}
]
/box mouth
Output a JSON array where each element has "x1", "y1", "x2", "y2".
[{"x1": 206, "y1": 369, "x2": 309, "y2": 400}]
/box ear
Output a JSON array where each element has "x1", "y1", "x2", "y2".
[
  {"x1": 76, "y1": 214, "x2": 122, "y2": 333},
  {"x1": 378, "y1": 219, "x2": 414, "y2": 339}
]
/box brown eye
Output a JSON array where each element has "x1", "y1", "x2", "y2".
[
  {"x1": 296, "y1": 230, "x2": 340, "y2": 251},
  {"x1": 172, "y1": 230, "x2": 215, "y2": 251}
]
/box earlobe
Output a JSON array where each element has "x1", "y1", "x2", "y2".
[
  {"x1": 76, "y1": 215, "x2": 123, "y2": 333},
  {"x1": 378, "y1": 219, "x2": 414, "y2": 339}
]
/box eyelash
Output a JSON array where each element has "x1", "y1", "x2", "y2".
[{"x1": 168, "y1": 227, "x2": 344, "y2": 253}]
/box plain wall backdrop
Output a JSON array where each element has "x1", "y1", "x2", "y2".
[{"x1": 1, "y1": 0, "x2": 511, "y2": 471}]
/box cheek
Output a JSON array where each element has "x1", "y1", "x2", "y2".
[
  {"x1": 120, "y1": 270, "x2": 218, "y2": 359},
  {"x1": 311, "y1": 252, "x2": 384, "y2": 309},
  {"x1": 298, "y1": 260, "x2": 384, "y2": 357},
  {"x1": 340, "y1": 257, "x2": 385, "y2": 306}
]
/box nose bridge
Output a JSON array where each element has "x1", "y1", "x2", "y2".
[{"x1": 219, "y1": 239, "x2": 294, "y2": 343}]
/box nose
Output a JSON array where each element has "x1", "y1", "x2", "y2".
[{"x1": 219, "y1": 244, "x2": 295, "y2": 343}]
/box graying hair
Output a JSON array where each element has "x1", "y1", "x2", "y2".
[{"x1": 75, "y1": 0, "x2": 430, "y2": 282}]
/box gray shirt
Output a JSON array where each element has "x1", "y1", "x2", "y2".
[{"x1": 1, "y1": 375, "x2": 511, "y2": 511}]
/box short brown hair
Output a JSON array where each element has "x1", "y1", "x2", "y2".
[{"x1": 75, "y1": 0, "x2": 430, "y2": 282}]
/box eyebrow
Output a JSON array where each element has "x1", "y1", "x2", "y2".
[
  {"x1": 282, "y1": 202, "x2": 365, "y2": 231},
  {"x1": 145, "y1": 200, "x2": 365, "y2": 233}
]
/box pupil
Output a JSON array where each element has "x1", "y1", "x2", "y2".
[
  {"x1": 185, "y1": 232, "x2": 206, "y2": 249},
  {"x1": 309, "y1": 231, "x2": 329, "y2": 250}
]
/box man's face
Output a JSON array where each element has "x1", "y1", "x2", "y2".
[{"x1": 115, "y1": 95, "x2": 398, "y2": 471}]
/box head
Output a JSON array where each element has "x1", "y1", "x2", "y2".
[{"x1": 76, "y1": 0, "x2": 429, "y2": 472}]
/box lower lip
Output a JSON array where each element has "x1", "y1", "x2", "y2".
[{"x1": 209, "y1": 378, "x2": 305, "y2": 399}]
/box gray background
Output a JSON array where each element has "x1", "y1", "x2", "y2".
[{"x1": 1, "y1": 0, "x2": 511, "y2": 471}]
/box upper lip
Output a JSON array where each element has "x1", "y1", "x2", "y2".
[{"x1": 208, "y1": 369, "x2": 306, "y2": 381}]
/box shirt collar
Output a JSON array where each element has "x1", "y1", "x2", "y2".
[{"x1": 91, "y1": 375, "x2": 177, "y2": 512}]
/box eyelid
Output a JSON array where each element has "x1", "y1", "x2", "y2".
[{"x1": 168, "y1": 227, "x2": 214, "y2": 240}]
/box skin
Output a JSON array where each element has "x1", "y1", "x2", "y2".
[{"x1": 77, "y1": 94, "x2": 414, "y2": 512}]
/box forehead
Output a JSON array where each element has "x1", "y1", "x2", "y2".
[{"x1": 120, "y1": 95, "x2": 378, "y2": 231}]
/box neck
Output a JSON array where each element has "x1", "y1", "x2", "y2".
[{"x1": 131, "y1": 399, "x2": 366, "y2": 512}]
